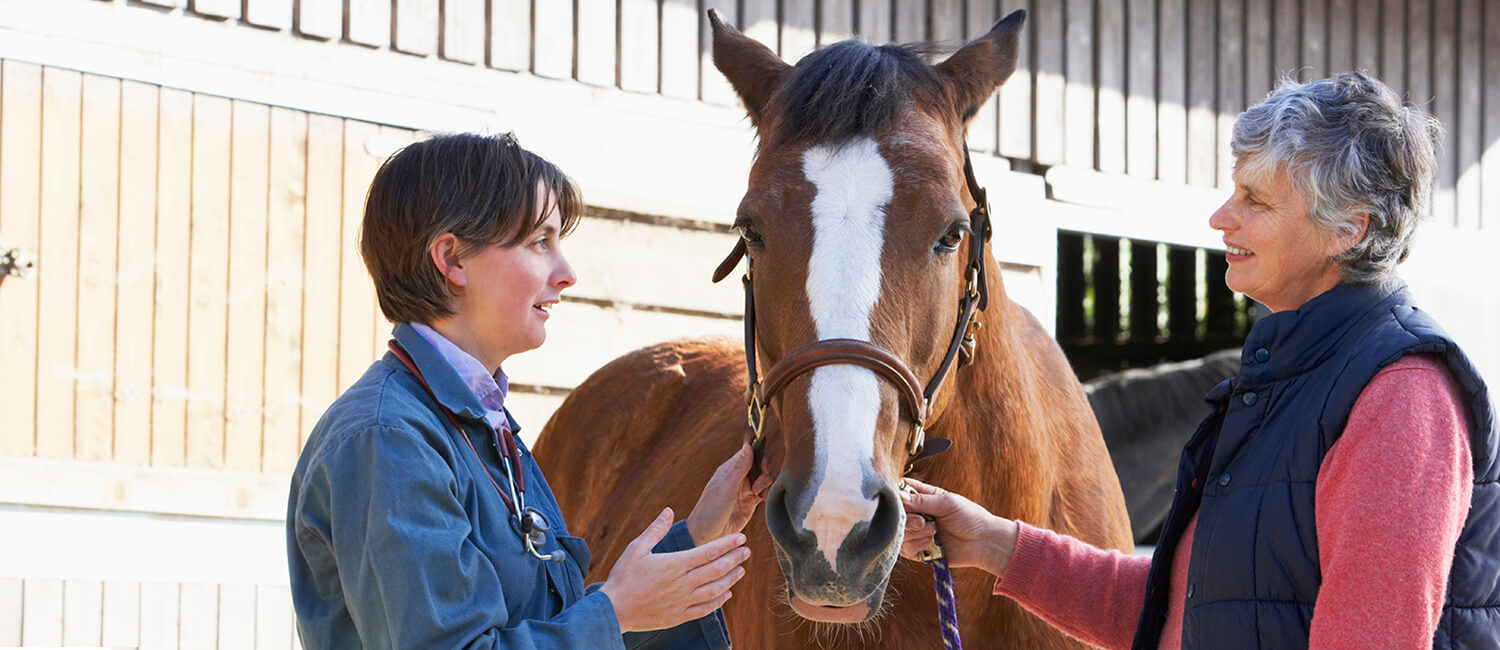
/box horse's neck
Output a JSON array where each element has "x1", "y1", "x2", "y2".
[{"x1": 928, "y1": 297, "x2": 1078, "y2": 523}]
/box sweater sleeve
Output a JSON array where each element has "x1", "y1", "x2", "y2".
[
  {"x1": 994, "y1": 521, "x2": 1153, "y2": 650},
  {"x1": 1311, "y1": 355, "x2": 1473, "y2": 649}
]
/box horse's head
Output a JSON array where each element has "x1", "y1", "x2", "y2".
[{"x1": 709, "y1": 10, "x2": 1026, "y2": 624}]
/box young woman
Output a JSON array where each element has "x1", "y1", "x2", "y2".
[{"x1": 287, "y1": 132, "x2": 770, "y2": 649}]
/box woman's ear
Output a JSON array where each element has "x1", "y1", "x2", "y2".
[
  {"x1": 1330, "y1": 211, "x2": 1370, "y2": 257},
  {"x1": 429, "y1": 233, "x2": 467, "y2": 288}
]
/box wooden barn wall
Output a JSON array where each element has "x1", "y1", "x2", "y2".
[{"x1": 0, "y1": 1, "x2": 1494, "y2": 647}]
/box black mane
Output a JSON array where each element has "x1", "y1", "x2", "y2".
[{"x1": 765, "y1": 40, "x2": 945, "y2": 147}]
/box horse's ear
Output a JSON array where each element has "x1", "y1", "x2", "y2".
[
  {"x1": 709, "y1": 8, "x2": 791, "y2": 125},
  {"x1": 934, "y1": 9, "x2": 1026, "y2": 123}
]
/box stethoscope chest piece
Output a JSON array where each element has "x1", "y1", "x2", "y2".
[{"x1": 521, "y1": 507, "x2": 563, "y2": 562}]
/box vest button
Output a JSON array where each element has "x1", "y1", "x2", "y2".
[
  {"x1": 1242, "y1": 391, "x2": 1258, "y2": 406},
  {"x1": 1254, "y1": 347, "x2": 1270, "y2": 363},
  {"x1": 1219, "y1": 472, "x2": 1231, "y2": 486},
  {"x1": 1186, "y1": 583, "x2": 1196, "y2": 599}
]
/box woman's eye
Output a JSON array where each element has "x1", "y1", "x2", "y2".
[{"x1": 935, "y1": 226, "x2": 967, "y2": 252}]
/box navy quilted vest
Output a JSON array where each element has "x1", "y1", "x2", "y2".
[{"x1": 1130, "y1": 282, "x2": 1500, "y2": 649}]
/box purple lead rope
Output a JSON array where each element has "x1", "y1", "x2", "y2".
[{"x1": 929, "y1": 553, "x2": 963, "y2": 649}]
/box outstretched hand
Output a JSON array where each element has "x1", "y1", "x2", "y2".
[
  {"x1": 600, "y1": 508, "x2": 752, "y2": 633},
  {"x1": 686, "y1": 444, "x2": 773, "y2": 545},
  {"x1": 899, "y1": 477, "x2": 1018, "y2": 579}
]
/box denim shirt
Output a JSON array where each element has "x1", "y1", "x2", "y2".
[{"x1": 287, "y1": 323, "x2": 731, "y2": 649}]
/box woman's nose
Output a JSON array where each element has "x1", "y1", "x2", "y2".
[
  {"x1": 553, "y1": 254, "x2": 577, "y2": 288},
  {"x1": 1208, "y1": 201, "x2": 1235, "y2": 232}
]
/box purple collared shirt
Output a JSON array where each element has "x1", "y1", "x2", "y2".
[{"x1": 410, "y1": 322, "x2": 510, "y2": 432}]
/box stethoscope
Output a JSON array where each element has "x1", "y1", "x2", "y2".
[{"x1": 389, "y1": 340, "x2": 564, "y2": 563}]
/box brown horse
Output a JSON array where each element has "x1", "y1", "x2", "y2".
[{"x1": 535, "y1": 10, "x2": 1133, "y2": 648}]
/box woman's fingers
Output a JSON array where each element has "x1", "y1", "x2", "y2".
[
  {"x1": 682, "y1": 544, "x2": 752, "y2": 586},
  {"x1": 684, "y1": 588, "x2": 736, "y2": 620},
  {"x1": 902, "y1": 477, "x2": 943, "y2": 495},
  {"x1": 688, "y1": 565, "x2": 747, "y2": 604}
]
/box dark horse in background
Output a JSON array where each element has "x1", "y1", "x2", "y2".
[
  {"x1": 1086, "y1": 349, "x2": 1242, "y2": 543},
  {"x1": 535, "y1": 10, "x2": 1133, "y2": 648}
]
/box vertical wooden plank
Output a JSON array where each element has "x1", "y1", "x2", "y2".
[
  {"x1": 0, "y1": 61, "x2": 42, "y2": 458},
  {"x1": 301, "y1": 114, "x2": 343, "y2": 442},
  {"x1": 1065, "y1": 0, "x2": 1096, "y2": 169},
  {"x1": 661, "y1": 0, "x2": 700, "y2": 99},
  {"x1": 858, "y1": 0, "x2": 894, "y2": 43},
  {"x1": 1328, "y1": 0, "x2": 1353, "y2": 73},
  {"x1": 1159, "y1": 0, "x2": 1189, "y2": 183},
  {"x1": 894, "y1": 0, "x2": 927, "y2": 42},
  {"x1": 102, "y1": 581, "x2": 141, "y2": 648},
  {"x1": 1431, "y1": 0, "x2": 1456, "y2": 226},
  {"x1": 152, "y1": 87, "x2": 193, "y2": 468},
  {"x1": 1093, "y1": 237, "x2": 1122, "y2": 343},
  {"x1": 264, "y1": 107, "x2": 308, "y2": 475},
  {"x1": 965, "y1": 0, "x2": 999, "y2": 155},
  {"x1": 1408, "y1": 0, "x2": 1431, "y2": 104},
  {"x1": 255, "y1": 586, "x2": 294, "y2": 650},
  {"x1": 1167, "y1": 245, "x2": 1198, "y2": 342},
  {"x1": 139, "y1": 583, "x2": 181, "y2": 650},
  {"x1": 1126, "y1": 0, "x2": 1157, "y2": 178},
  {"x1": 393, "y1": 0, "x2": 439, "y2": 57},
  {"x1": 1354, "y1": 0, "x2": 1382, "y2": 75},
  {"x1": 1484, "y1": 0, "x2": 1500, "y2": 231},
  {"x1": 0, "y1": 578, "x2": 20, "y2": 645},
  {"x1": 36, "y1": 67, "x2": 82, "y2": 460},
  {"x1": 76, "y1": 74, "x2": 121, "y2": 463},
  {"x1": 21, "y1": 579, "x2": 64, "y2": 646},
  {"x1": 62, "y1": 580, "x2": 103, "y2": 646},
  {"x1": 489, "y1": 0, "x2": 532, "y2": 71},
  {"x1": 742, "y1": 0, "x2": 778, "y2": 57},
  {"x1": 226, "y1": 100, "x2": 270, "y2": 472},
  {"x1": 1205, "y1": 253, "x2": 1236, "y2": 334},
  {"x1": 576, "y1": 0, "x2": 618, "y2": 87},
  {"x1": 997, "y1": 0, "x2": 1033, "y2": 162},
  {"x1": 782, "y1": 0, "x2": 817, "y2": 62},
  {"x1": 1245, "y1": 0, "x2": 1273, "y2": 101},
  {"x1": 819, "y1": 0, "x2": 855, "y2": 45},
  {"x1": 1034, "y1": 0, "x2": 1067, "y2": 165},
  {"x1": 1097, "y1": 0, "x2": 1127, "y2": 174},
  {"x1": 1217, "y1": 0, "x2": 1245, "y2": 188},
  {"x1": 441, "y1": 0, "x2": 487, "y2": 64},
  {"x1": 186, "y1": 94, "x2": 232, "y2": 470},
  {"x1": 115, "y1": 80, "x2": 159, "y2": 467},
  {"x1": 617, "y1": 0, "x2": 653, "y2": 91},
  {"x1": 338, "y1": 121, "x2": 381, "y2": 393},
  {"x1": 1057, "y1": 232, "x2": 1087, "y2": 341},
  {"x1": 1454, "y1": 0, "x2": 1480, "y2": 230},
  {"x1": 296, "y1": 0, "x2": 342, "y2": 40},
  {"x1": 1272, "y1": 0, "x2": 1299, "y2": 80},
  {"x1": 190, "y1": 0, "x2": 241, "y2": 20},
  {"x1": 220, "y1": 584, "x2": 256, "y2": 650},
  {"x1": 930, "y1": 0, "x2": 964, "y2": 44},
  {"x1": 533, "y1": 0, "x2": 575, "y2": 79},
  {"x1": 179, "y1": 583, "x2": 219, "y2": 650},
  {"x1": 1382, "y1": 0, "x2": 1407, "y2": 92},
  {"x1": 1128, "y1": 241, "x2": 1160, "y2": 343},
  {"x1": 347, "y1": 0, "x2": 394, "y2": 48},
  {"x1": 701, "y1": 0, "x2": 740, "y2": 105},
  {"x1": 1302, "y1": 0, "x2": 1327, "y2": 80},
  {"x1": 245, "y1": 0, "x2": 294, "y2": 31}
]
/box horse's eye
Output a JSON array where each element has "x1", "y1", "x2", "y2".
[
  {"x1": 736, "y1": 224, "x2": 764, "y2": 247},
  {"x1": 935, "y1": 225, "x2": 968, "y2": 253}
]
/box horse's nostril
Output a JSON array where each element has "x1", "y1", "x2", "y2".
[
  {"x1": 853, "y1": 486, "x2": 902, "y2": 558},
  {"x1": 764, "y1": 482, "x2": 800, "y2": 548}
]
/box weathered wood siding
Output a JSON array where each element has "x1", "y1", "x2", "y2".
[{"x1": 0, "y1": 1, "x2": 1494, "y2": 647}]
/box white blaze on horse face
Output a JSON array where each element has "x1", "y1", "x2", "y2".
[{"x1": 801, "y1": 137, "x2": 893, "y2": 569}]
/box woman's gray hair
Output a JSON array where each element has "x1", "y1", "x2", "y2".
[{"x1": 1230, "y1": 71, "x2": 1444, "y2": 285}]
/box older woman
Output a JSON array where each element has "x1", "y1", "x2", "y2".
[{"x1": 901, "y1": 72, "x2": 1497, "y2": 649}]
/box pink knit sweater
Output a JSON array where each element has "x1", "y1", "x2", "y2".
[{"x1": 996, "y1": 355, "x2": 1474, "y2": 649}]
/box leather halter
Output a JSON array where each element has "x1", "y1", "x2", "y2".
[{"x1": 713, "y1": 143, "x2": 993, "y2": 473}]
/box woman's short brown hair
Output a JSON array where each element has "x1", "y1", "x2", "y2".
[{"x1": 359, "y1": 132, "x2": 582, "y2": 324}]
